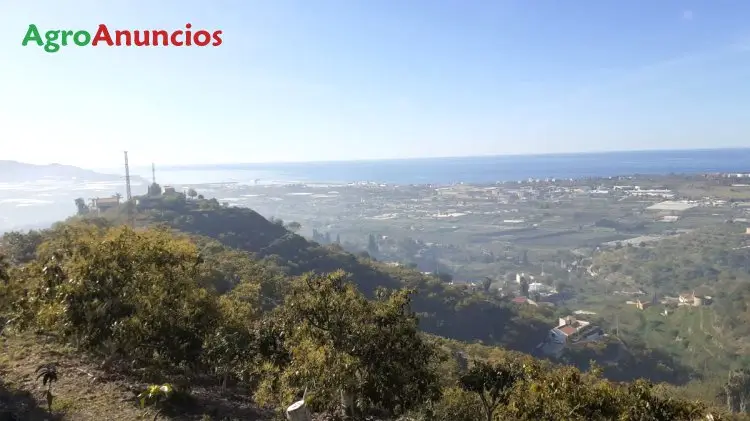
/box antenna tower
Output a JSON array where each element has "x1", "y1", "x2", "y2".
[
  {"x1": 124, "y1": 151, "x2": 134, "y2": 226},
  {"x1": 151, "y1": 163, "x2": 156, "y2": 185}
]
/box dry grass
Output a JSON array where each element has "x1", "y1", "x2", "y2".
[{"x1": 0, "y1": 334, "x2": 270, "y2": 421}]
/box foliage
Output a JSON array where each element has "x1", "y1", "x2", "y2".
[
  {"x1": 592, "y1": 223, "x2": 749, "y2": 295},
  {"x1": 0, "y1": 253, "x2": 8, "y2": 284},
  {"x1": 459, "y1": 358, "x2": 523, "y2": 421},
  {"x1": 725, "y1": 369, "x2": 750, "y2": 413},
  {"x1": 430, "y1": 386, "x2": 484, "y2": 421},
  {"x1": 106, "y1": 194, "x2": 558, "y2": 354},
  {"x1": 10, "y1": 224, "x2": 221, "y2": 366},
  {"x1": 74, "y1": 198, "x2": 89, "y2": 215},
  {"x1": 35, "y1": 363, "x2": 58, "y2": 410},
  {"x1": 148, "y1": 183, "x2": 163, "y2": 196},
  {"x1": 0, "y1": 229, "x2": 46, "y2": 264},
  {"x1": 138, "y1": 383, "x2": 174, "y2": 421},
  {"x1": 255, "y1": 270, "x2": 441, "y2": 416},
  {"x1": 1, "y1": 200, "x2": 747, "y2": 419},
  {"x1": 590, "y1": 223, "x2": 750, "y2": 394},
  {"x1": 285, "y1": 221, "x2": 301, "y2": 232}
]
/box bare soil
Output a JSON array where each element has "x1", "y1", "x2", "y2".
[{"x1": 0, "y1": 334, "x2": 270, "y2": 421}]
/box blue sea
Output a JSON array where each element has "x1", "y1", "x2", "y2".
[
  {"x1": 152, "y1": 148, "x2": 750, "y2": 186},
  {"x1": 6, "y1": 148, "x2": 750, "y2": 232}
]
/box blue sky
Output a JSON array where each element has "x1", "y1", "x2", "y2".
[{"x1": 1, "y1": 0, "x2": 749, "y2": 168}]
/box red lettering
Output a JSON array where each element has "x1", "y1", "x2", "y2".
[
  {"x1": 91, "y1": 24, "x2": 113, "y2": 46},
  {"x1": 170, "y1": 30, "x2": 183, "y2": 46},
  {"x1": 193, "y1": 30, "x2": 211, "y2": 46},
  {"x1": 114, "y1": 30, "x2": 131, "y2": 46},
  {"x1": 133, "y1": 30, "x2": 150, "y2": 46},
  {"x1": 211, "y1": 30, "x2": 223, "y2": 46},
  {"x1": 184, "y1": 23, "x2": 192, "y2": 46},
  {"x1": 152, "y1": 30, "x2": 169, "y2": 46}
]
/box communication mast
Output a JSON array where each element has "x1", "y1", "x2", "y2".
[{"x1": 124, "y1": 151, "x2": 134, "y2": 227}]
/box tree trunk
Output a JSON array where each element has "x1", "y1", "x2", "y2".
[
  {"x1": 341, "y1": 389, "x2": 355, "y2": 416},
  {"x1": 286, "y1": 400, "x2": 311, "y2": 421}
]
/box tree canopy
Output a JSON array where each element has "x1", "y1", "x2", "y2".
[{"x1": 0, "y1": 197, "x2": 746, "y2": 419}]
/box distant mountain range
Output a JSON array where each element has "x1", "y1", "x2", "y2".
[{"x1": 0, "y1": 160, "x2": 141, "y2": 183}]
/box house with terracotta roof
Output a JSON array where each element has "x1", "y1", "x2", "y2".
[{"x1": 548, "y1": 316, "x2": 593, "y2": 344}]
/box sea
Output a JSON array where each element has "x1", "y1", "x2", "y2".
[
  {"x1": 4, "y1": 148, "x2": 750, "y2": 232},
  {"x1": 149, "y1": 148, "x2": 750, "y2": 186}
]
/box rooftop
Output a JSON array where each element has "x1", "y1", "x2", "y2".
[
  {"x1": 646, "y1": 201, "x2": 697, "y2": 212},
  {"x1": 93, "y1": 197, "x2": 120, "y2": 205},
  {"x1": 558, "y1": 325, "x2": 577, "y2": 336}
]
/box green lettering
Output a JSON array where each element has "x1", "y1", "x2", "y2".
[
  {"x1": 61, "y1": 30, "x2": 74, "y2": 46},
  {"x1": 44, "y1": 30, "x2": 61, "y2": 53},
  {"x1": 73, "y1": 30, "x2": 91, "y2": 46},
  {"x1": 21, "y1": 24, "x2": 43, "y2": 47}
]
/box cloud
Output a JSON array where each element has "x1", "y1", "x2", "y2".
[{"x1": 681, "y1": 10, "x2": 694, "y2": 21}]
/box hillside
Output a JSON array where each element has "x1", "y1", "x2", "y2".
[
  {"x1": 122, "y1": 193, "x2": 556, "y2": 351},
  {"x1": 589, "y1": 222, "x2": 750, "y2": 343},
  {"x1": 85, "y1": 193, "x2": 725, "y2": 383},
  {"x1": 0, "y1": 160, "x2": 130, "y2": 182},
  {"x1": 590, "y1": 223, "x2": 750, "y2": 296},
  {"x1": 583, "y1": 223, "x2": 750, "y2": 398},
  {"x1": 1, "y1": 220, "x2": 743, "y2": 420}
]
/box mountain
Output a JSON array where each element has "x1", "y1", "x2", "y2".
[{"x1": 0, "y1": 160, "x2": 132, "y2": 182}]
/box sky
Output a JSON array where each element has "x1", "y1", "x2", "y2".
[{"x1": 1, "y1": 0, "x2": 750, "y2": 168}]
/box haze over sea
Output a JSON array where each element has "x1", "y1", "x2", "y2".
[
  {"x1": 148, "y1": 149, "x2": 750, "y2": 185},
  {"x1": 4, "y1": 148, "x2": 750, "y2": 232}
]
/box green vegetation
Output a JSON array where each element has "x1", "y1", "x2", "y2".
[
  {"x1": 125, "y1": 193, "x2": 557, "y2": 352},
  {"x1": 36, "y1": 363, "x2": 58, "y2": 410},
  {"x1": 583, "y1": 223, "x2": 750, "y2": 402},
  {"x1": 121, "y1": 194, "x2": 713, "y2": 386},
  {"x1": 1, "y1": 193, "x2": 749, "y2": 419},
  {"x1": 591, "y1": 223, "x2": 750, "y2": 295}
]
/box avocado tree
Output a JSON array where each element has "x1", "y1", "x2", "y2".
[
  {"x1": 459, "y1": 359, "x2": 523, "y2": 421},
  {"x1": 256, "y1": 270, "x2": 440, "y2": 417}
]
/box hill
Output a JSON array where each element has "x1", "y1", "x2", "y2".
[
  {"x1": 0, "y1": 160, "x2": 130, "y2": 182},
  {"x1": 120, "y1": 193, "x2": 556, "y2": 351},
  {"x1": 589, "y1": 222, "x2": 750, "y2": 344},
  {"x1": 1, "y1": 219, "x2": 743, "y2": 420},
  {"x1": 74, "y1": 192, "x2": 704, "y2": 386},
  {"x1": 582, "y1": 222, "x2": 750, "y2": 398}
]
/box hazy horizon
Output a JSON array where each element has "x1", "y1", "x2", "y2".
[
  {"x1": 4, "y1": 146, "x2": 749, "y2": 173},
  {"x1": 3, "y1": 1, "x2": 750, "y2": 168}
]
